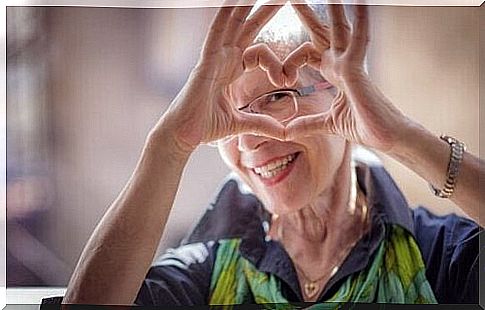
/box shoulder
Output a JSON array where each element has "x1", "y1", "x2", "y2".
[
  {"x1": 411, "y1": 206, "x2": 481, "y2": 251},
  {"x1": 412, "y1": 206, "x2": 480, "y2": 232},
  {"x1": 135, "y1": 241, "x2": 219, "y2": 306},
  {"x1": 152, "y1": 241, "x2": 218, "y2": 269},
  {"x1": 410, "y1": 206, "x2": 483, "y2": 303}
]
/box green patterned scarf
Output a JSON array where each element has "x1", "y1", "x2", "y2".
[{"x1": 209, "y1": 224, "x2": 437, "y2": 308}]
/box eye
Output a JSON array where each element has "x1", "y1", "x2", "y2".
[{"x1": 267, "y1": 92, "x2": 291, "y2": 103}]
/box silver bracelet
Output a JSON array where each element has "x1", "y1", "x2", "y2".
[{"x1": 430, "y1": 135, "x2": 466, "y2": 199}]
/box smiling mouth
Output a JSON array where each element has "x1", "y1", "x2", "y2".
[{"x1": 252, "y1": 152, "x2": 300, "y2": 179}]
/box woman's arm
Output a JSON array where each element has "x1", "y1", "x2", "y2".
[
  {"x1": 388, "y1": 121, "x2": 483, "y2": 227},
  {"x1": 62, "y1": 3, "x2": 285, "y2": 305},
  {"x1": 62, "y1": 126, "x2": 192, "y2": 305},
  {"x1": 284, "y1": 3, "x2": 482, "y2": 226}
]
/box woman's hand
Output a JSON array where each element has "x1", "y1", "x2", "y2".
[
  {"x1": 283, "y1": 2, "x2": 412, "y2": 152},
  {"x1": 155, "y1": 1, "x2": 286, "y2": 154}
]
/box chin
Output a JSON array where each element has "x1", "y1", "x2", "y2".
[{"x1": 258, "y1": 192, "x2": 309, "y2": 215}]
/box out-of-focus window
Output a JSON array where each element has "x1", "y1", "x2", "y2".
[
  {"x1": 6, "y1": 6, "x2": 226, "y2": 287},
  {"x1": 7, "y1": 7, "x2": 70, "y2": 286}
]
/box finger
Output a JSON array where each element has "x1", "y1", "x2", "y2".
[
  {"x1": 289, "y1": 0, "x2": 331, "y2": 50},
  {"x1": 223, "y1": 1, "x2": 257, "y2": 46},
  {"x1": 243, "y1": 43, "x2": 285, "y2": 87},
  {"x1": 234, "y1": 112, "x2": 286, "y2": 141},
  {"x1": 328, "y1": 3, "x2": 351, "y2": 52},
  {"x1": 282, "y1": 42, "x2": 321, "y2": 86},
  {"x1": 237, "y1": 1, "x2": 284, "y2": 48},
  {"x1": 201, "y1": 4, "x2": 236, "y2": 55},
  {"x1": 284, "y1": 112, "x2": 332, "y2": 140},
  {"x1": 347, "y1": 5, "x2": 369, "y2": 62}
]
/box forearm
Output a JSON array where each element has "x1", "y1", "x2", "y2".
[
  {"x1": 63, "y1": 125, "x2": 192, "y2": 305},
  {"x1": 388, "y1": 121, "x2": 483, "y2": 226}
]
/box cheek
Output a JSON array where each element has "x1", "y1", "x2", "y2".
[
  {"x1": 218, "y1": 138, "x2": 255, "y2": 188},
  {"x1": 303, "y1": 136, "x2": 347, "y2": 193}
]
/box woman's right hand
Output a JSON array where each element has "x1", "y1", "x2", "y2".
[{"x1": 154, "y1": 1, "x2": 287, "y2": 155}]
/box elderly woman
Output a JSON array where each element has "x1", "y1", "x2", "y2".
[{"x1": 59, "y1": 1, "x2": 482, "y2": 307}]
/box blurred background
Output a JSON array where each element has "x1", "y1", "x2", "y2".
[{"x1": 6, "y1": 5, "x2": 480, "y2": 286}]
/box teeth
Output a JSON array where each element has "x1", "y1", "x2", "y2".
[{"x1": 253, "y1": 153, "x2": 297, "y2": 179}]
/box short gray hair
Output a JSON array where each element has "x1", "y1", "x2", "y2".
[{"x1": 254, "y1": 3, "x2": 328, "y2": 60}]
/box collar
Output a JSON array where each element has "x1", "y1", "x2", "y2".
[{"x1": 355, "y1": 161, "x2": 415, "y2": 236}]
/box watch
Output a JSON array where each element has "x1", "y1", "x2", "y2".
[{"x1": 429, "y1": 135, "x2": 466, "y2": 199}]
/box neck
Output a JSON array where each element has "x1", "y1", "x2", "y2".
[
  {"x1": 265, "y1": 148, "x2": 372, "y2": 302},
  {"x1": 268, "y1": 149, "x2": 367, "y2": 263}
]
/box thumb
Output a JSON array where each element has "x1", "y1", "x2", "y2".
[
  {"x1": 284, "y1": 112, "x2": 333, "y2": 141},
  {"x1": 234, "y1": 111, "x2": 286, "y2": 141}
]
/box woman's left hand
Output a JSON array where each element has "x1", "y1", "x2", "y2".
[
  {"x1": 282, "y1": 2, "x2": 413, "y2": 152},
  {"x1": 280, "y1": 2, "x2": 483, "y2": 226}
]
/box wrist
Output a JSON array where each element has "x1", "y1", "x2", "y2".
[
  {"x1": 429, "y1": 135, "x2": 466, "y2": 198},
  {"x1": 341, "y1": 68, "x2": 371, "y2": 85},
  {"x1": 146, "y1": 122, "x2": 195, "y2": 165}
]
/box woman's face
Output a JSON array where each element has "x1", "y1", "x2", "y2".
[{"x1": 218, "y1": 68, "x2": 348, "y2": 215}]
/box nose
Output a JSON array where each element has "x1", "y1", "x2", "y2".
[{"x1": 237, "y1": 134, "x2": 271, "y2": 152}]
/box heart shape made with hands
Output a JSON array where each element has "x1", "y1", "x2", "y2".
[
  {"x1": 235, "y1": 3, "x2": 384, "y2": 149},
  {"x1": 243, "y1": 42, "x2": 330, "y2": 132},
  {"x1": 242, "y1": 42, "x2": 322, "y2": 89}
]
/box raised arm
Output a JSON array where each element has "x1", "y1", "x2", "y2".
[
  {"x1": 61, "y1": 128, "x2": 192, "y2": 305},
  {"x1": 62, "y1": 2, "x2": 286, "y2": 305},
  {"x1": 283, "y1": 2, "x2": 483, "y2": 226}
]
